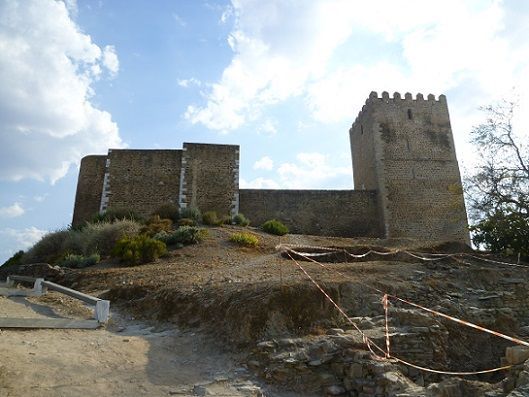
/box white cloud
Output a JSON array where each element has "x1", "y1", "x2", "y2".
[
  {"x1": 184, "y1": 0, "x2": 527, "y2": 139},
  {"x1": 0, "y1": 227, "x2": 47, "y2": 250},
  {"x1": 240, "y1": 177, "x2": 279, "y2": 189},
  {"x1": 277, "y1": 152, "x2": 351, "y2": 189},
  {"x1": 257, "y1": 119, "x2": 277, "y2": 135},
  {"x1": 220, "y1": 5, "x2": 234, "y2": 24},
  {"x1": 253, "y1": 156, "x2": 274, "y2": 170},
  {"x1": 0, "y1": 202, "x2": 25, "y2": 218},
  {"x1": 177, "y1": 78, "x2": 202, "y2": 88},
  {"x1": 0, "y1": 0, "x2": 122, "y2": 183},
  {"x1": 244, "y1": 152, "x2": 351, "y2": 189},
  {"x1": 33, "y1": 194, "x2": 49, "y2": 203},
  {"x1": 102, "y1": 45, "x2": 119, "y2": 77},
  {"x1": 172, "y1": 13, "x2": 187, "y2": 27}
]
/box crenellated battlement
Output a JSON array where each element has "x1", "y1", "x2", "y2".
[
  {"x1": 366, "y1": 91, "x2": 446, "y2": 103},
  {"x1": 352, "y1": 91, "x2": 447, "y2": 127}
]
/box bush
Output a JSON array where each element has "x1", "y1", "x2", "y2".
[
  {"x1": 221, "y1": 214, "x2": 233, "y2": 225},
  {"x1": 91, "y1": 207, "x2": 143, "y2": 224},
  {"x1": 151, "y1": 203, "x2": 180, "y2": 223},
  {"x1": 154, "y1": 226, "x2": 207, "y2": 246},
  {"x1": 178, "y1": 217, "x2": 196, "y2": 226},
  {"x1": 202, "y1": 211, "x2": 222, "y2": 226},
  {"x1": 58, "y1": 253, "x2": 100, "y2": 268},
  {"x1": 141, "y1": 215, "x2": 173, "y2": 236},
  {"x1": 112, "y1": 235, "x2": 167, "y2": 265},
  {"x1": 262, "y1": 219, "x2": 289, "y2": 236},
  {"x1": 83, "y1": 219, "x2": 142, "y2": 256},
  {"x1": 232, "y1": 213, "x2": 250, "y2": 226},
  {"x1": 21, "y1": 220, "x2": 142, "y2": 266},
  {"x1": 2, "y1": 250, "x2": 24, "y2": 268},
  {"x1": 23, "y1": 229, "x2": 72, "y2": 264},
  {"x1": 229, "y1": 232, "x2": 259, "y2": 247},
  {"x1": 180, "y1": 207, "x2": 202, "y2": 223}
]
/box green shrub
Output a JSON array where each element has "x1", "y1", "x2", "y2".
[
  {"x1": 232, "y1": 213, "x2": 250, "y2": 226},
  {"x1": 229, "y1": 232, "x2": 259, "y2": 247},
  {"x1": 2, "y1": 250, "x2": 24, "y2": 268},
  {"x1": 141, "y1": 215, "x2": 173, "y2": 236},
  {"x1": 202, "y1": 211, "x2": 222, "y2": 226},
  {"x1": 90, "y1": 208, "x2": 143, "y2": 224},
  {"x1": 20, "y1": 220, "x2": 142, "y2": 266},
  {"x1": 112, "y1": 235, "x2": 167, "y2": 265},
  {"x1": 221, "y1": 214, "x2": 233, "y2": 225},
  {"x1": 154, "y1": 226, "x2": 207, "y2": 246},
  {"x1": 23, "y1": 229, "x2": 72, "y2": 264},
  {"x1": 151, "y1": 203, "x2": 180, "y2": 223},
  {"x1": 61, "y1": 230, "x2": 85, "y2": 255},
  {"x1": 262, "y1": 219, "x2": 289, "y2": 236},
  {"x1": 58, "y1": 253, "x2": 100, "y2": 268},
  {"x1": 83, "y1": 219, "x2": 142, "y2": 256},
  {"x1": 180, "y1": 207, "x2": 202, "y2": 223},
  {"x1": 178, "y1": 217, "x2": 196, "y2": 226}
]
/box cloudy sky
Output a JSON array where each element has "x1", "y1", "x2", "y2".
[{"x1": 1, "y1": 0, "x2": 528, "y2": 263}]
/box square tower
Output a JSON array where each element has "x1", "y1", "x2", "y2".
[{"x1": 350, "y1": 91, "x2": 469, "y2": 243}]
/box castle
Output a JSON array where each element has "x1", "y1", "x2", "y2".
[{"x1": 72, "y1": 91, "x2": 469, "y2": 243}]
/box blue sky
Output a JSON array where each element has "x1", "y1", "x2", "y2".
[{"x1": 1, "y1": 0, "x2": 528, "y2": 263}]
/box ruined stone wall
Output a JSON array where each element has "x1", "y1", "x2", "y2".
[
  {"x1": 350, "y1": 92, "x2": 469, "y2": 243},
  {"x1": 180, "y1": 143, "x2": 239, "y2": 217},
  {"x1": 106, "y1": 149, "x2": 182, "y2": 218},
  {"x1": 72, "y1": 155, "x2": 107, "y2": 227},
  {"x1": 239, "y1": 189, "x2": 382, "y2": 237}
]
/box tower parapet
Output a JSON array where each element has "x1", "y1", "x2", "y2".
[{"x1": 349, "y1": 91, "x2": 469, "y2": 243}]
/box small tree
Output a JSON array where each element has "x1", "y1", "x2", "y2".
[{"x1": 466, "y1": 99, "x2": 529, "y2": 258}]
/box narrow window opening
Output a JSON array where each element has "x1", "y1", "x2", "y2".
[
  {"x1": 407, "y1": 109, "x2": 413, "y2": 120},
  {"x1": 360, "y1": 125, "x2": 364, "y2": 135}
]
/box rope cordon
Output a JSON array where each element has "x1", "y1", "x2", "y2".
[{"x1": 285, "y1": 248, "x2": 526, "y2": 375}]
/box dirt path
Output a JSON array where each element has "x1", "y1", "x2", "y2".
[{"x1": 0, "y1": 295, "x2": 302, "y2": 397}]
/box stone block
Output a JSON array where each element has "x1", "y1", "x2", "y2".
[{"x1": 506, "y1": 346, "x2": 529, "y2": 365}]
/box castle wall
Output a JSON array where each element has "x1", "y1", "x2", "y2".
[
  {"x1": 180, "y1": 143, "x2": 239, "y2": 216},
  {"x1": 72, "y1": 155, "x2": 107, "y2": 227},
  {"x1": 350, "y1": 107, "x2": 378, "y2": 191},
  {"x1": 106, "y1": 149, "x2": 182, "y2": 218},
  {"x1": 239, "y1": 189, "x2": 382, "y2": 237},
  {"x1": 350, "y1": 92, "x2": 469, "y2": 243}
]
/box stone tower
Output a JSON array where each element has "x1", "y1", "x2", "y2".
[{"x1": 349, "y1": 91, "x2": 469, "y2": 243}]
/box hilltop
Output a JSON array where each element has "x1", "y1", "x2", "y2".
[{"x1": 3, "y1": 226, "x2": 529, "y2": 396}]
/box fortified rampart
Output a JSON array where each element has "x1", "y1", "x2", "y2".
[
  {"x1": 239, "y1": 189, "x2": 380, "y2": 237},
  {"x1": 72, "y1": 92, "x2": 469, "y2": 243}
]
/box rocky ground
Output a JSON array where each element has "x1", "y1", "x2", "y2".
[{"x1": 2, "y1": 225, "x2": 529, "y2": 396}]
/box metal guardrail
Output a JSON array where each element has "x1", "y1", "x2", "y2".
[{"x1": 6, "y1": 275, "x2": 110, "y2": 323}]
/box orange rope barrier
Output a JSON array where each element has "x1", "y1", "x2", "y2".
[
  {"x1": 288, "y1": 247, "x2": 529, "y2": 348},
  {"x1": 285, "y1": 248, "x2": 521, "y2": 375}
]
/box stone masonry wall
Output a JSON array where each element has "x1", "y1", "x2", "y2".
[
  {"x1": 72, "y1": 155, "x2": 107, "y2": 227},
  {"x1": 350, "y1": 92, "x2": 469, "y2": 243},
  {"x1": 180, "y1": 143, "x2": 239, "y2": 217},
  {"x1": 239, "y1": 189, "x2": 382, "y2": 237},
  {"x1": 350, "y1": 108, "x2": 378, "y2": 191},
  {"x1": 106, "y1": 149, "x2": 182, "y2": 218}
]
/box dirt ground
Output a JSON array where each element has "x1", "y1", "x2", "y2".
[{"x1": 0, "y1": 292, "x2": 306, "y2": 397}]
